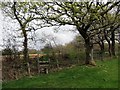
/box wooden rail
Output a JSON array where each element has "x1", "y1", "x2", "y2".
[{"x1": 37, "y1": 60, "x2": 50, "y2": 74}]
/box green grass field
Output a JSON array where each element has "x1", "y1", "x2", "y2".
[{"x1": 3, "y1": 58, "x2": 118, "y2": 88}]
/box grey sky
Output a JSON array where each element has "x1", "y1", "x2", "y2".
[
  {"x1": 35, "y1": 25, "x2": 78, "y2": 44},
  {"x1": 27, "y1": 25, "x2": 78, "y2": 50},
  {"x1": 0, "y1": 9, "x2": 78, "y2": 50},
  {"x1": 0, "y1": 10, "x2": 3, "y2": 50}
]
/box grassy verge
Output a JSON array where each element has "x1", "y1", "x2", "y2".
[{"x1": 2, "y1": 58, "x2": 118, "y2": 88}]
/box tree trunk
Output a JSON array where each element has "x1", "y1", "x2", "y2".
[
  {"x1": 56, "y1": 51, "x2": 60, "y2": 69},
  {"x1": 98, "y1": 41, "x2": 105, "y2": 61},
  {"x1": 77, "y1": 27, "x2": 96, "y2": 66},
  {"x1": 104, "y1": 30, "x2": 112, "y2": 57},
  {"x1": 111, "y1": 30, "x2": 116, "y2": 56},
  {"x1": 13, "y1": 2, "x2": 31, "y2": 76},
  {"x1": 108, "y1": 41, "x2": 112, "y2": 57},
  {"x1": 23, "y1": 32, "x2": 31, "y2": 76},
  {"x1": 37, "y1": 57, "x2": 40, "y2": 73},
  {"x1": 85, "y1": 39, "x2": 96, "y2": 66}
]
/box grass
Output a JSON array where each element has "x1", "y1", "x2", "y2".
[{"x1": 2, "y1": 58, "x2": 118, "y2": 88}]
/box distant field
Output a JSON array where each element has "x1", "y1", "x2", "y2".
[
  {"x1": 3, "y1": 58, "x2": 118, "y2": 88},
  {"x1": 20, "y1": 54, "x2": 46, "y2": 59},
  {"x1": 2, "y1": 54, "x2": 46, "y2": 60}
]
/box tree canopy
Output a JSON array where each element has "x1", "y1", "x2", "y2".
[{"x1": 1, "y1": 1, "x2": 120, "y2": 67}]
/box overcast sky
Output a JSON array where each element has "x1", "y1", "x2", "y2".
[
  {"x1": 0, "y1": 9, "x2": 78, "y2": 50},
  {"x1": 32, "y1": 25, "x2": 78, "y2": 50},
  {"x1": 0, "y1": 10, "x2": 3, "y2": 50}
]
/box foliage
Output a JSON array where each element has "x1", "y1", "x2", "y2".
[
  {"x1": 35, "y1": 2, "x2": 120, "y2": 64},
  {"x1": 2, "y1": 48, "x2": 13, "y2": 55},
  {"x1": 28, "y1": 49, "x2": 37, "y2": 54},
  {"x1": 41, "y1": 43, "x2": 53, "y2": 54},
  {"x1": 1, "y1": 2, "x2": 120, "y2": 65}
]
